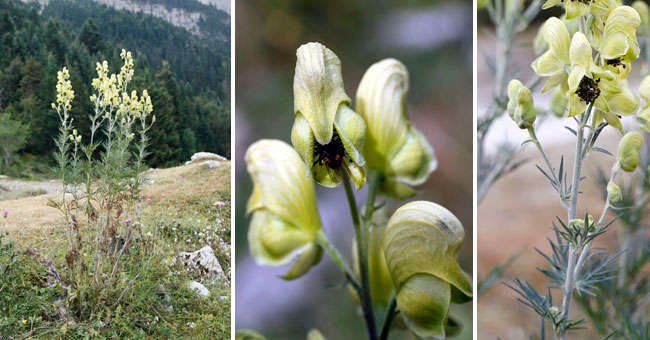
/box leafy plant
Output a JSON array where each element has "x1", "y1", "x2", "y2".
[
  {"x1": 49, "y1": 50, "x2": 155, "y2": 319},
  {"x1": 480, "y1": 0, "x2": 650, "y2": 338}
]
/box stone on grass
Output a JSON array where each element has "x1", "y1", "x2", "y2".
[
  {"x1": 187, "y1": 281, "x2": 210, "y2": 297},
  {"x1": 178, "y1": 246, "x2": 228, "y2": 283},
  {"x1": 200, "y1": 160, "x2": 221, "y2": 169},
  {"x1": 189, "y1": 152, "x2": 227, "y2": 163}
]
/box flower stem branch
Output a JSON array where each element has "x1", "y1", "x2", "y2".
[
  {"x1": 343, "y1": 175, "x2": 378, "y2": 340},
  {"x1": 528, "y1": 127, "x2": 560, "y2": 184},
  {"x1": 380, "y1": 294, "x2": 398, "y2": 340},
  {"x1": 314, "y1": 229, "x2": 360, "y2": 292}
]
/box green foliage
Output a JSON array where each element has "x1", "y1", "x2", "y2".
[
  {"x1": 0, "y1": 233, "x2": 59, "y2": 337},
  {"x1": 78, "y1": 19, "x2": 103, "y2": 55},
  {"x1": 0, "y1": 0, "x2": 230, "y2": 172},
  {"x1": 0, "y1": 220, "x2": 231, "y2": 339},
  {"x1": 0, "y1": 112, "x2": 30, "y2": 171}
]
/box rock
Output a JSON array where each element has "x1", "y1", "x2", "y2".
[
  {"x1": 200, "y1": 160, "x2": 221, "y2": 169},
  {"x1": 0, "y1": 175, "x2": 7, "y2": 181},
  {"x1": 178, "y1": 246, "x2": 228, "y2": 283},
  {"x1": 190, "y1": 152, "x2": 227, "y2": 163},
  {"x1": 187, "y1": 281, "x2": 210, "y2": 297}
]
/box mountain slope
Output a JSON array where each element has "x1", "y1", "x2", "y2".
[{"x1": 21, "y1": 0, "x2": 230, "y2": 36}]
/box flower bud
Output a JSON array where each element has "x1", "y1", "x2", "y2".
[
  {"x1": 507, "y1": 79, "x2": 536, "y2": 129},
  {"x1": 383, "y1": 201, "x2": 472, "y2": 338},
  {"x1": 600, "y1": 6, "x2": 641, "y2": 66},
  {"x1": 355, "y1": 59, "x2": 437, "y2": 198},
  {"x1": 617, "y1": 131, "x2": 643, "y2": 172},
  {"x1": 245, "y1": 140, "x2": 324, "y2": 280},
  {"x1": 607, "y1": 181, "x2": 622, "y2": 203},
  {"x1": 569, "y1": 215, "x2": 594, "y2": 233},
  {"x1": 291, "y1": 42, "x2": 366, "y2": 189},
  {"x1": 542, "y1": 0, "x2": 589, "y2": 20}
]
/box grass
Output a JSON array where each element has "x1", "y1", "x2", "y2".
[{"x1": 0, "y1": 161, "x2": 231, "y2": 339}]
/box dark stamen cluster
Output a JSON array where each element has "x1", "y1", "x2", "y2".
[
  {"x1": 313, "y1": 131, "x2": 346, "y2": 170},
  {"x1": 606, "y1": 58, "x2": 626, "y2": 69},
  {"x1": 576, "y1": 76, "x2": 600, "y2": 103},
  {"x1": 560, "y1": 0, "x2": 593, "y2": 3}
]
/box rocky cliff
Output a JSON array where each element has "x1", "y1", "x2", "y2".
[{"x1": 19, "y1": 0, "x2": 230, "y2": 36}]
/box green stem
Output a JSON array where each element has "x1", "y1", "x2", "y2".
[
  {"x1": 314, "y1": 229, "x2": 360, "y2": 292},
  {"x1": 380, "y1": 295, "x2": 398, "y2": 340},
  {"x1": 528, "y1": 127, "x2": 559, "y2": 185},
  {"x1": 343, "y1": 175, "x2": 378, "y2": 340}
]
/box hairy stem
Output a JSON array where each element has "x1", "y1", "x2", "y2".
[{"x1": 559, "y1": 104, "x2": 592, "y2": 339}]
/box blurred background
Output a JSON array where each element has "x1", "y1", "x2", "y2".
[
  {"x1": 235, "y1": 0, "x2": 473, "y2": 339},
  {"x1": 478, "y1": 3, "x2": 649, "y2": 338}
]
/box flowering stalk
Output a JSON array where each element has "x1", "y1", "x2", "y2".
[
  {"x1": 51, "y1": 50, "x2": 153, "y2": 317},
  {"x1": 342, "y1": 173, "x2": 378, "y2": 339},
  {"x1": 501, "y1": 2, "x2": 647, "y2": 338}
]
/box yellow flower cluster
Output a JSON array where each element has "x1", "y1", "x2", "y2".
[
  {"x1": 90, "y1": 50, "x2": 153, "y2": 124},
  {"x1": 530, "y1": 3, "x2": 642, "y2": 131},
  {"x1": 91, "y1": 60, "x2": 120, "y2": 109},
  {"x1": 118, "y1": 49, "x2": 135, "y2": 88},
  {"x1": 52, "y1": 67, "x2": 74, "y2": 113}
]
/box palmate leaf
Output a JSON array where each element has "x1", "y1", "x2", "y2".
[
  {"x1": 504, "y1": 278, "x2": 550, "y2": 317},
  {"x1": 534, "y1": 155, "x2": 567, "y2": 195},
  {"x1": 575, "y1": 249, "x2": 620, "y2": 297}
]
